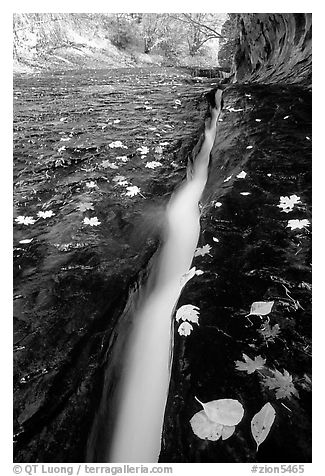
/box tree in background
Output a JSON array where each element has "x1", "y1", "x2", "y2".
[{"x1": 218, "y1": 14, "x2": 240, "y2": 69}]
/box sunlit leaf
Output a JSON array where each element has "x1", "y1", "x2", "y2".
[
  {"x1": 175, "y1": 304, "x2": 200, "y2": 324},
  {"x1": 195, "y1": 397, "x2": 244, "y2": 426},
  {"x1": 236, "y1": 171, "x2": 247, "y2": 179},
  {"x1": 221, "y1": 425, "x2": 236, "y2": 440},
  {"x1": 137, "y1": 146, "x2": 149, "y2": 155},
  {"x1": 19, "y1": 238, "x2": 33, "y2": 244},
  {"x1": 223, "y1": 175, "x2": 232, "y2": 183},
  {"x1": 177, "y1": 321, "x2": 193, "y2": 336},
  {"x1": 251, "y1": 402, "x2": 276, "y2": 451},
  {"x1": 240, "y1": 192, "x2": 251, "y2": 196},
  {"x1": 246, "y1": 145, "x2": 253, "y2": 149},
  {"x1": 212, "y1": 237, "x2": 219, "y2": 242},
  {"x1": 235, "y1": 354, "x2": 266, "y2": 374},
  {"x1": 214, "y1": 202, "x2": 222, "y2": 208},
  {"x1": 195, "y1": 269, "x2": 204, "y2": 276},
  {"x1": 248, "y1": 301, "x2": 274, "y2": 316},
  {"x1": 101, "y1": 160, "x2": 119, "y2": 169},
  {"x1": 263, "y1": 369, "x2": 298, "y2": 400}
]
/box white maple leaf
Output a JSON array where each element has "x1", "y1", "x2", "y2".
[
  {"x1": 175, "y1": 304, "x2": 200, "y2": 324},
  {"x1": 86, "y1": 181, "x2": 97, "y2": 189},
  {"x1": 259, "y1": 323, "x2": 281, "y2": 341},
  {"x1": 277, "y1": 195, "x2": 301, "y2": 213},
  {"x1": 137, "y1": 146, "x2": 149, "y2": 155},
  {"x1": 235, "y1": 354, "x2": 266, "y2": 374},
  {"x1": 15, "y1": 216, "x2": 36, "y2": 225},
  {"x1": 286, "y1": 219, "x2": 310, "y2": 230},
  {"x1": 177, "y1": 321, "x2": 193, "y2": 336},
  {"x1": 83, "y1": 217, "x2": 101, "y2": 227},
  {"x1": 236, "y1": 171, "x2": 247, "y2": 179},
  {"x1": 101, "y1": 160, "x2": 119, "y2": 169},
  {"x1": 145, "y1": 161, "x2": 162, "y2": 169},
  {"x1": 125, "y1": 186, "x2": 141, "y2": 197},
  {"x1": 263, "y1": 369, "x2": 298, "y2": 399},
  {"x1": 109, "y1": 141, "x2": 128, "y2": 149},
  {"x1": 194, "y1": 244, "x2": 212, "y2": 257},
  {"x1": 155, "y1": 146, "x2": 163, "y2": 154},
  {"x1": 78, "y1": 202, "x2": 94, "y2": 212},
  {"x1": 37, "y1": 210, "x2": 55, "y2": 219}
]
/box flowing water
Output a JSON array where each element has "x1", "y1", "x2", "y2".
[{"x1": 14, "y1": 68, "x2": 311, "y2": 463}]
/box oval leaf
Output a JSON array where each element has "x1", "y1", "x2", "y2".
[
  {"x1": 251, "y1": 402, "x2": 276, "y2": 451},
  {"x1": 221, "y1": 425, "x2": 236, "y2": 440},
  {"x1": 190, "y1": 410, "x2": 223, "y2": 441},
  {"x1": 196, "y1": 397, "x2": 244, "y2": 426},
  {"x1": 249, "y1": 301, "x2": 274, "y2": 316}
]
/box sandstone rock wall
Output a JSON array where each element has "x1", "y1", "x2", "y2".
[{"x1": 233, "y1": 14, "x2": 311, "y2": 87}]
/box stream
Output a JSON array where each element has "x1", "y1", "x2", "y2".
[{"x1": 13, "y1": 67, "x2": 311, "y2": 463}]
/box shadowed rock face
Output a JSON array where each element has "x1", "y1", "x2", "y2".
[{"x1": 234, "y1": 14, "x2": 312, "y2": 87}]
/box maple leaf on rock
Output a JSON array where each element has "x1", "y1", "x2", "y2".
[
  {"x1": 83, "y1": 217, "x2": 101, "y2": 227},
  {"x1": 263, "y1": 369, "x2": 298, "y2": 399},
  {"x1": 259, "y1": 323, "x2": 281, "y2": 340},
  {"x1": 235, "y1": 354, "x2": 266, "y2": 374},
  {"x1": 78, "y1": 202, "x2": 94, "y2": 212},
  {"x1": 137, "y1": 146, "x2": 149, "y2": 155},
  {"x1": 286, "y1": 219, "x2": 310, "y2": 230},
  {"x1": 37, "y1": 210, "x2": 55, "y2": 219},
  {"x1": 145, "y1": 161, "x2": 162, "y2": 169},
  {"x1": 125, "y1": 186, "x2": 141, "y2": 197},
  {"x1": 175, "y1": 304, "x2": 200, "y2": 324},
  {"x1": 194, "y1": 244, "x2": 212, "y2": 257},
  {"x1": 178, "y1": 321, "x2": 193, "y2": 336},
  {"x1": 15, "y1": 216, "x2": 36, "y2": 226}
]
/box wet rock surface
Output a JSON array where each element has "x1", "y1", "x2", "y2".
[
  {"x1": 13, "y1": 67, "x2": 217, "y2": 462},
  {"x1": 160, "y1": 83, "x2": 311, "y2": 462}
]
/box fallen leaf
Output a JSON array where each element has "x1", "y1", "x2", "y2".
[
  {"x1": 212, "y1": 237, "x2": 219, "y2": 242},
  {"x1": 248, "y1": 301, "x2": 274, "y2": 316},
  {"x1": 240, "y1": 192, "x2": 251, "y2": 196},
  {"x1": 251, "y1": 402, "x2": 276, "y2": 451},
  {"x1": 194, "y1": 244, "x2": 212, "y2": 257},
  {"x1": 283, "y1": 115, "x2": 289, "y2": 119},
  {"x1": 258, "y1": 323, "x2": 281, "y2": 340},
  {"x1": 190, "y1": 410, "x2": 223, "y2": 441},
  {"x1": 195, "y1": 269, "x2": 204, "y2": 276},
  {"x1": 255, "y1": 119, "x2": 262, "y2": 122},
  {"x1": 246, "y1": 145, "x2": 253, "y2": 149},
  {"x1": 195, "y1": 397, "x2": 244, "y2": 426},
  {"x1": 101, "y1": 160, "x2": 119, "y2": 169},
  {"x1": 177, "y1": 321, "x2": 193, "y2": 336},
  {"x1": 277, "y1": 195, "x2": 301, "y2": 213},
  {"x1": 137, "y1": 146, "x2": 149, "y2": 155},
  {"x1": 109, "y1": 141, "x2": 128, "y2": 149},
  {"x1": 145, "y1": 161, "x2": 162, "y2": 169},
  {"x1": 125, "y1": 186, "x2": 141, "y2": 197},
  {"x1": 78, "y1": 202, "x2": 94, "y2": 212},
  {"x1": 83, "y1": 217, "x2": 101, "y2": 227},
  {"x1": 19, "y1": 239, "x2": 33, "y2": 244},
  {"x1": 286, "y1": 219, "x2": 310, "y2": 230},
  {"x1": 235, "y1": 354, "x2": 266, "y2": 374},
  {"x1": 214, "y1": 202, "x2": 222, "y2": 208},
  {"x1": 37, "y1": 210, "x2": 55, "y2": 219},
  {"x1": 15, "y1": 216, "x2": 36, "y2": 225},
  {"x1": 86, "y1": 181, "x2": 97, "y2": 189},
  {"x1": 175, "y1": 304, "x2": 200, "y2": 324},
  {"x1": 236, "y1": 171, "x2": 247, "y2": 179},
  {"x1": 221, "y1": 425, "x2": 236, "y2": 440},
  {"x1": 155, "y1": 146, "x2": 163, "y2": 154},
  {"x1": 223, "y1": 175, "x2": 232, "y2": 183},
  {"x1": 263, "y1": 369, "x2": 298, "y2": 399}
]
